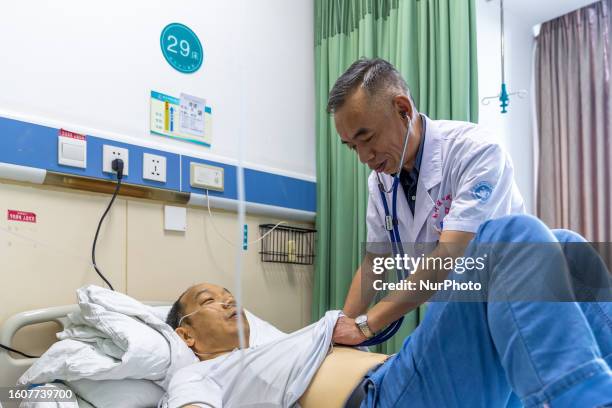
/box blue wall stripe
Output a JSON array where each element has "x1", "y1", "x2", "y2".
[
  {"x1": 0, "y1": 116, "x2": 315, "y2": 212},
  {"x1": 244, "y1": 168, "x2": 316, "y2": 212}
]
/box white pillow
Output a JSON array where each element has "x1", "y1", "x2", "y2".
[
  {"x1": 67, "y1": 379, "x2": 164, "y2": 408},
  {"x1": 63, "y1": 305, "x2": 171, "y2": 408},
  {"x1": 151, "y1": 305, "x2": 171, "y2": 323},
  {"x1": 245, "y1": 310, "x2": 286, "y2": 346}
]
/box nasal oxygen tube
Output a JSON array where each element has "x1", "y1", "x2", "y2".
[{"x1": 356, "y1": 111, "x2": 416, "y2": 347}]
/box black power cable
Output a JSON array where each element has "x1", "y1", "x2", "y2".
[
  {"x1": 0, "y1": 159, "x2": 125, "y2": 359},
  {"x1": 91, "y1": 158, "x2": 124, "y2": 291},
  {"x1": 0, "y1": 160, "x2": 125, "y2": 365},
  {"x1": 0, "y1": 344, "x2": 39, "y2": 359}
]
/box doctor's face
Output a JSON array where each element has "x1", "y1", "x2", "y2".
[{"x1": 333, "y1": 87, "x2": 416, "y2": 175}]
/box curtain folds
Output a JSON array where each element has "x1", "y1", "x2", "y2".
[{"x1": 535, "y1": 0, "x2": 611, "y2": 241}]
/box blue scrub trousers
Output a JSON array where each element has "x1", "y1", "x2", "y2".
[{"x1": 362, "y1": 214, "x2": 612, "y2": 408}]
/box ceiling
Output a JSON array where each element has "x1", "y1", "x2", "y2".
[{"x1": 495, "y1": 0, "x2": 600, "y2": 26}]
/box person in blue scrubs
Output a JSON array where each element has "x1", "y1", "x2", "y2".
[{"x1": 356, "y1": 214, "x2": 612, "y2": 407}]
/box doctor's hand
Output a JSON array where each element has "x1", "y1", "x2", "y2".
[{"x1": 332, "y1": 315, "x2": 367, "y2": 346}]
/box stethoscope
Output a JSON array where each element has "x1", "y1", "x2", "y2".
[{"x1": 357, "y1": 111, "x2": 420, "y2": 347}]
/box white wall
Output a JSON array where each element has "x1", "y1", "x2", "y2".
[
  {"x1": 0, "y1": 179, "x2": 313, "y2": 364},
  {"x1": 0, "y1": 0, "x2": 315, "y2": 181},
  {"x1": 476, "y1": 0, "x2": 535, "y2": 213},
  {"x1": 0, "y1": 0, "x2": 316, "y2": 365}
]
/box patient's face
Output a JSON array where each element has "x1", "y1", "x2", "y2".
[{"x1": 176, "y1": 283, "x2": 250, "y2": 359}]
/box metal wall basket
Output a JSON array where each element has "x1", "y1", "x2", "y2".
[{"x1": 259, "y1": 224, "x2": 316, "y2": 265}]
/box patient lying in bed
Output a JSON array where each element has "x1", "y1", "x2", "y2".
[{"x1": 164, "y1": 283, "x2": 387, "y2": 408}]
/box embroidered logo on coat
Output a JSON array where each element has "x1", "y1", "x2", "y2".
[{"x1": 471, "y1": 181, "x2": 494, "y2": 203}]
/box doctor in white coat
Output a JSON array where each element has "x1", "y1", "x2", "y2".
[{"x1": 329, "y1": 58, "x2": 525, "y2": 345}]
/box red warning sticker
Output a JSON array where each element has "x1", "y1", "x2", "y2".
[
  {"x1": 59, "y1": 128, "x2": 86, "y2": 141},
  {"x1": 7, "y1": 210, "x2": 37, "y2": 223}
]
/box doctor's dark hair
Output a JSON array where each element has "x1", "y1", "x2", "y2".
[
  {"x1": 326, "y1": 58, "x2": 411, "y2": 113},
  {"x1": 166, "y1": 289, "x2": 188, "y2": 330}
]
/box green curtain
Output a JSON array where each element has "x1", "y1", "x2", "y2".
[{"x1": 313, "y1": 0, "x2": 479, "y2": 354}]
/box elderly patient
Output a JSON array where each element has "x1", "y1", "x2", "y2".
[
  {"x1": 165, "y1": 216, "x2": 612, "y2": 408},
  {"x1": 164, "y1": 283, "x2": 386, "y2": 408}
]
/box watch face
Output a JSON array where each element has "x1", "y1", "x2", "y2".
[{"x1": 355, "y1": 315, "x2": 367, "y2": 325}]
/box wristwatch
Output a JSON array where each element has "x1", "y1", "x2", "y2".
[{"x1": 355, "y1": 314, "x2": 375, "y2": 339}]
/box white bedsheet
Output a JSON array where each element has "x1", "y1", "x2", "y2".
[{"x1": 18, "y1": 285, "x2": 198, "y2": 389}]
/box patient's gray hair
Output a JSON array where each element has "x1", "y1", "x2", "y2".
[{"x1": 326, "y1": 58, "x2": 411, "y2": 114}]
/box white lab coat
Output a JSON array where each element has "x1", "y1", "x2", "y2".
[{"x1": 366, "y1": 115, "x2": 525, "y2": 253}]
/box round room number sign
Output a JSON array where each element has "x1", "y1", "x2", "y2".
[{"x1": 160, "y1": 23, "x2": 203, "y2": 74}]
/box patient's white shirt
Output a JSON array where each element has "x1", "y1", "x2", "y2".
[{"x1": 164, "y1": 310, "x2": 340, "y2": 408}]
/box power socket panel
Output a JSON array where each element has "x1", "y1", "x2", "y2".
[
  {"x1": 190, "y1": 162, "x2": 224, "y2": 191},
  {"x1": 143, "y1": 153, "x2": 167, "y2": 183},
  {"x1": 103, "y1": 145, "x2": 129, "y2": 176}
]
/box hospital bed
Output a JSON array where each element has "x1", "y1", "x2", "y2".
[
  {"x1": 0, "y1": 302, "x2": 170, "y2": 408},
  {"x1": 1, "y1": 301, "x2": 388, "y2": 408}
]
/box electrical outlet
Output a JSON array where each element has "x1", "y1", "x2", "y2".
[
  {"x1": 103, "y1": 145, "x2": 129, "y2": 176},
  {"x1": 143, "y1": 153, "x2": 166, "y2": 183}
]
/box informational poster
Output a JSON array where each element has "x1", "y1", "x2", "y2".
[
  {"x1": 179, "y1": 93, "x2": 206, "y2": 137},
  {"x1": 150, "y1": 91, "x2": 212, "y2": 147}
]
